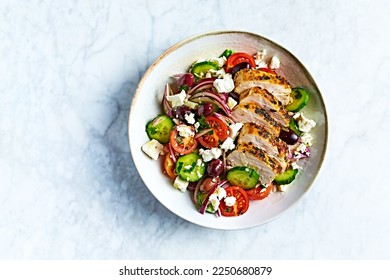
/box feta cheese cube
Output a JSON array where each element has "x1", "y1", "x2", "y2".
[
  {"x1": 194, "y1": 122, "x2": 200, "y2": 132},
  {"x1": 215, "y1": 187, "x2": 227, "y2": 200},
  {"x1": 199, "y1": 148, "x2": 222, "y2": 162},
  {"x1": 208, "y1": 193, "x2": 220, "y2": 211},
  {"x1": 227, "y1": 97, "x2": 238, "y2": 109},
  {"x1": 173, "y1": 177, "x2": 189, "y2": 192},
  {"x1": 213, "y1": 74, "x2": 234, "y2": 93},
  {"x1": 141, "y1": 139, "x2": 163, "y2": 160},
  {"x1": 210, "y1": 57, "x2": 226, "y2": 67},
  {"x1": 294, "y1": 112, "x2": 316, "y2": 133},
  {"x1": 269, "y1": 56, "x2": 281, "y2": 69},
  {"x1": 220, "y1": 137, "x2": 235, "y2": 151},
  {"x1": 184, "y1": 112, "x2": 196, "y2": 124},
  {"x1": 254, "y1": 49, "x2": 268, "y2": 68},
  {"x1": 300, "y1": 132, "x2": 313, "y2": 146},
  {"x1": 224, "y1": 196, "x2": 236, "y2": 207},
  {"x1": 229, "y1": 123, "x2": 243, "y2": 139},
  {"x1": 167, "y1": 90, "x2": 186, "y2": 107}
]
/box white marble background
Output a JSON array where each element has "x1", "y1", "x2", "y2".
[{"x1": 1, "y1": 0, "x2": 389, "y2": 259}]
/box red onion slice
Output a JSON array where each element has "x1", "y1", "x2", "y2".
[{"x1": 195, "y1": 128, "x2": 213, "y2": 138}]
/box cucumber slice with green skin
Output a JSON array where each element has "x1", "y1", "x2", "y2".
[
  {"x1": 196, "y1": 192, "x2": 216, "y2": 213},
  {"x1": 220, "y1": 49, "x2": 234, "y2": 59},
  {"x1": 274, "y1": 168, "x2": 298, "y2": 185},
  {"x1": 286, "y1": 88, "x2": 310, "y2": 112},
  {"x1": 146, "y1": 115, "x2": 174, "y2": 144},
  {"x1": 289, "y1": 118, "x2": 302, "y2": 136},
  {"x1": 191, "y1": 61, "x2": 220, "y2": 78},
  {"x1": 175, "y1": 153, "x2": 206, "y2": 182},
  {"x1": 227, "y1": 166, "x2": 259, "y2": 190}
]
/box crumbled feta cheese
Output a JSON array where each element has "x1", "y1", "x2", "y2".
[
  {"x1": 173, "y1": 176, "x2": 189, "y2": 192},
  {"x1": 199, "y1": 148, "x2": 222, "y2": 162},
  {"x1": 256, "y1": 61, "x2": 268, "y2": 69},
  {"x1": 167, "y1": 90, "x2": 186, "y2": 107},
  {"x1": 210, "y1": 57, "x2": 226, "y2": 67},
  {"x1": 194, "y1": 122, "x2": 200, "y2": 132},
  {"x1": 184, "y1": 112, "x2": 195, "y2": 124},
  {"x1": 220, "y1": 137, "x2": 235, "y2": 151},
  {"x1": 208, "y1": 193, "x2": 220, "y2": 211},
  {"x1": 184, "y1": 100, "x2": 198, "y2": 109},
  {"x1": 215, "y1": 187, "x2": 227, "y2": 200},
  {"x1": 215, "y1": 68, "x2": 226, "y2": 78},
  {"x1": 184, "y1": 165, "x2": 193, "y2": 170},
  {"x1": 227, "y1": 97, "x2": 238, "y2": 109},
  {"x1": 196, "y1": 159, "x2": 203, "y2": 166},
  {"x1": 269, "y1": 56, "x2": 281, "y2": 69},
  {"x1": 294, "y1": 113, "x2": 316, "y2": 133},
  {"x1": 213, "y1": 74, "x2": 234, "y2": 93},
  {"x1": 224, "y1": 196, "x2": 236, "y2": 207},
  {"x1": 229, "y1": 123, "x2": 243, "y2": 139},
  {"x1": 296, "y1": 143, "x2": 307, "y2": 154},
  {"x1": 291, "y1": 162, "x2": 302, "y2": 170},
  {"x1": 277, "y1": 184, "x2": 289, "y2": 192},
  {"x1": 141, "y1": 139, "x2": 163, "y2": 160},
  {"x1": 300, "y1": 132, "x2": 313, "y2": 146},
  {"x1": 254, "y1": 49, "x2": 267, "y2": 64},
  {"x1": 176, "y1": 125, "x2": 195, "y2": 138},
  {"x1": 205, "y1": 72, "x2": 212, "y2": 78}
]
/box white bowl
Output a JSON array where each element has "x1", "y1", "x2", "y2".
[{"x1": 128, "y1": 31, "x2": 328, "y2": 230}]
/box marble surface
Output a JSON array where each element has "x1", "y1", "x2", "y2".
[{"x1": 1, "y1": 0, "x2": 389, "y2": 259}]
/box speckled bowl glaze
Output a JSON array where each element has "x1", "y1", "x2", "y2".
[{"x1": 129, "y1": 31, "x2": 328, "y2": 230}]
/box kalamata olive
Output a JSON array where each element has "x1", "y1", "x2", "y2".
[
  {"x1": 172, "y1": 105, "x2": 192, "y2": 120},
  {"x1": 279, "y1": 129, "x2": 299, "y2": 145},
  {"x1": 199, "y1": 177, "x2": 220, "y2": 192},
  {"x1": 196, "y1": 102, "x2": 214, "y2": 116},
  {"x1": 207, "y1": 159, "x2": 224, "y2": 177},
  {"x1": 231, "y1": 62, "x2": 251, "y2": 76}
]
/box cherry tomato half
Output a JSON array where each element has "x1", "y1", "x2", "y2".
[
  {"x1": 198, "y1": 116, "x2": 229, "y2": 148},
  {"x1": 163, "y1": 153, "x2": 176, "y2": 179},
  {"x1": 246, "y1": 184, "x2": 273, "y2": 200},
  {"x1": 219, "y1": 186, "x2": 250, "y2": 216},
  {"x1": 170, "y1": 126, "x2": 198, "y2": 155},
  {"x1": 226, "y1": 52, "x2": 256, "y2": 72}
]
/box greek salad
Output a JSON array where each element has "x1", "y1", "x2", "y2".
[{"x1": 141, "y1": 48, "x2": 316, "y2": 217}]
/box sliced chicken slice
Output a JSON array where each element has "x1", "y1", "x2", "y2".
[
  {"x1": 227, "y1": 142, "x2": 283, "y2": 185},
  {"x1": 240, "y1": 87, "x2": 291, "y2": 127},
  {"x1": 231, "y1": 103, "x2": 280, "y2": 136},
  {"x1": 234, "y1": 68, "x2": 292, "y2": 106},
  {"x1": 237, "y1": 123, "x2": 288, "y2": 171}
]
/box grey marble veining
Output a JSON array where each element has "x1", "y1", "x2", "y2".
[{"x1": 1, "y1": 0, "x2": 390, "y2": 259}]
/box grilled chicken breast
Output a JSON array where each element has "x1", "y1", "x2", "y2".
[
  {"x1": 240, "y1": 87, "x2": 291, "y2": 127},
  {"x1": 231, "y1": 103, "x2": 281, "y2": 136},
  {"x1": 234, "y1": 68, "x2": 292, "y2": 106},
  {"x1": 237, "y1": 123, "x2": 288, "y2": 171},
  {"x1": 227, "y1": 142, "x2": 283, "y2": 185}
]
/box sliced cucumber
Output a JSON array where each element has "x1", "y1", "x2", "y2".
[
  {"x1": 191, "y1": 61, "x2": 219, "y2": 78},
  {"x1": 289, "y1": 118, "x2": 302, "y2": 136},
  {"x1": 274, "y1": 168, "x2": 298, "y2": 185},
  {"x1": 286, "y1": 88, "x2": 310, "y2": 112},
  {"x1": 220, "y1": 49, "x2": 234, "y2": 59},
  {"x1": 175, "y1": 153, "x2": 206, "y2": 182},
  {"x1": 196, "y1": 192, "x2": 216, "y2": 213},
  {"x1": 146, "y1": 115, "x2": 174, "y2": 144},
  {"x1": 227, "y1": 166, "x2": 259, "y2": 190}
]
